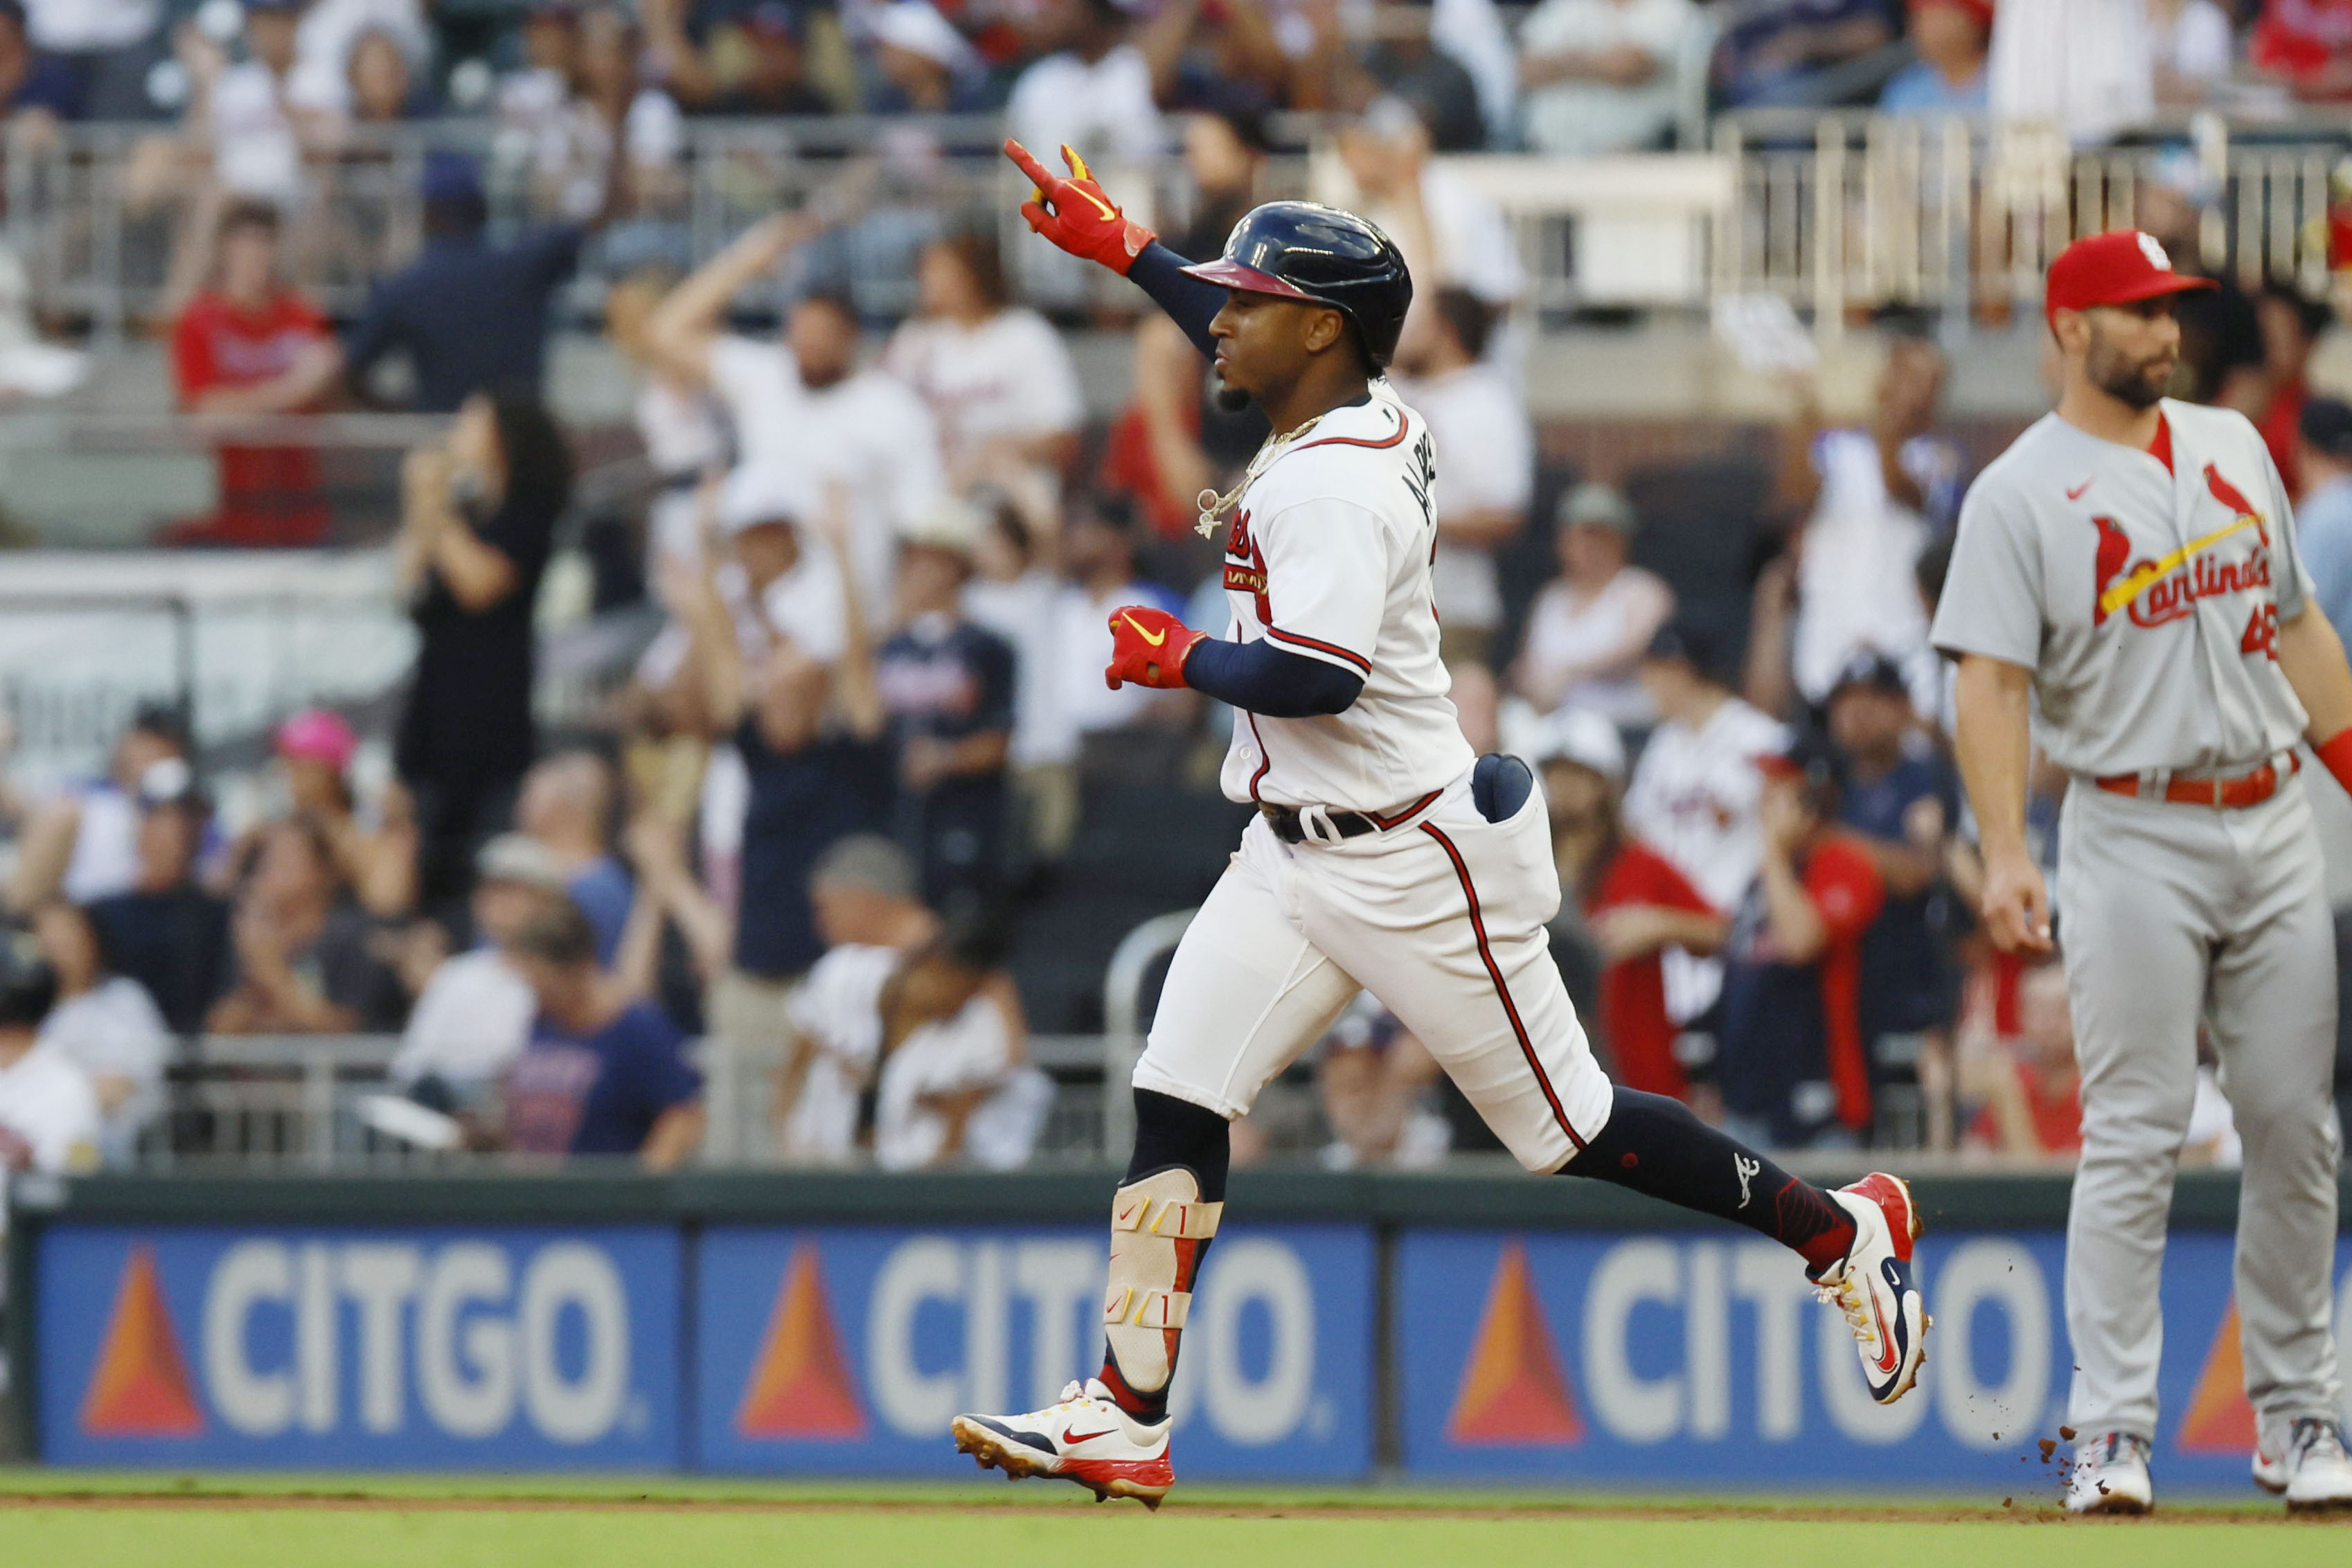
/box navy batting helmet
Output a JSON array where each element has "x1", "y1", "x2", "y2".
[{"x1": 1180, "y1": 201, "x2": 1414, "y2": 368}]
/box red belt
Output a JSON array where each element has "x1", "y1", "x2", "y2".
[{"x1": 2094, "y1": 754, "x2": 2297, "y2": 809}]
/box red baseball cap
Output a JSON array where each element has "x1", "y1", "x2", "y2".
[{"x1": 2044, "y1": 229, "x2": 2216, "y2": 325}]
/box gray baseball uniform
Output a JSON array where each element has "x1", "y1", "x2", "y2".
[{"x1": 1932, "y1": 398, "x2": 2343, "y2": 1454}]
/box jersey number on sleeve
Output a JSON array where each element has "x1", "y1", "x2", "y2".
[{"x1": 2240, "y1": 602, "x2": 2279, "y2": 661}]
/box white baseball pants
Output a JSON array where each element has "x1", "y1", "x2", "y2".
[
  {"x1": 1134, "y1": 767, "x2": 1616, "y2": 1173},
  {"x1": 2057, "y1": 775, "x2": 2344, "y2": 1452}
]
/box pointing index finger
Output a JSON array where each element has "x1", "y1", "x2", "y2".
[{"x1": 1003, "y1": 139, "x2": 1058, "y2": 193}]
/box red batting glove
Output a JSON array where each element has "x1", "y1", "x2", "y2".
[
  {"x1": 2317, "y1": 728, "x2": 2352, "y2": 794},
  {"x1": 1106, "y1": 605, "x2": 1206, "y2": 691},
  {"x1": 1004, "y1": 139, "x2": 1156, "y2": 277}
]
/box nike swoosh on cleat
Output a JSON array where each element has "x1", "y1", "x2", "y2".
[
  {"x1": 1122, "y1": 614, "x2": 1167, "y2": 646},
  {"x1": 1868, "y1": 1291, "x2": 1901, "y2": 1377},
  {"x1": 1061, "y1": 1425, "x2": 1119, "y2": 1446}
]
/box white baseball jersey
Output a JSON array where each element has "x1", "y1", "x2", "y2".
[
  {"x1": 1213, "y1": 384, "x2": 1477, "y2": 813},
  {"x1": 1622, "y1": 695, "x2": 1791, "y2": 913},
  {"x1": 1932, "y1": 400, "x2": 2313, "y2": 775}
]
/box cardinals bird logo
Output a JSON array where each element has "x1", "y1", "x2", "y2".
[{"x1": 2090, "y1": 464, "x2": 2271, "y2": 627}]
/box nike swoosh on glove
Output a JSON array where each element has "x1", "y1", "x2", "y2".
[
  {"x1": 1005, "y1": 139, "x2": 1157, "y2": 276},
  {"x1": 1106, "y1": 605, "x2": 1206, "y2": 691}
]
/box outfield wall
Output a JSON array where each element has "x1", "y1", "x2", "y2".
[{"x1": 10, "y1": 1170, "x2": 2350, "y2": 1490}]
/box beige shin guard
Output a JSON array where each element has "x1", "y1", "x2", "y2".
[{"x1": 1101, "y1": 1168, "x2": 1224, "y2": 1398}]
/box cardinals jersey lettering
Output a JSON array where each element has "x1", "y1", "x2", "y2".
[
  {"x1": 1215, "y1": 385, "x2": 1476, "y2": 812},
  {"x1": 1931, "y1": 400, "x2": 2315, "y2": 776}
]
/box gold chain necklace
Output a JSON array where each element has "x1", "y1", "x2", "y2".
[{"x1": 1195, "y1": 413, "x2": 1328, "y2": 538}]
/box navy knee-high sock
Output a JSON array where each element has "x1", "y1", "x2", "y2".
[
  {"x1": 1564, "y1": 1088, "x2": 1855, "y2": 1271},
  {"x1": 1098, "y1": 1089, "x2": 1229, "y2": 1420}
]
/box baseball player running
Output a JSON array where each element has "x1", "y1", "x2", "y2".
[
  {"x1": 947, "y1": 141, "x2": 1930, "y2": 1508},
  {"x1": 1935, "y1": 230, "x2": 2352, "y2": 1514}
]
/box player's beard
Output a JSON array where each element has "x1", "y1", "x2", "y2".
[
  {"x1": 2085, "y1": 328, "x2": 2175, "y2": 411},
  {"x1": 1213, "y1": 380, "x2": 1253, "y2": 414}
]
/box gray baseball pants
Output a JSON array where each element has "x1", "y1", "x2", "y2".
[{"x1": 2056, "y1": 774, "x2": 2343, "y2": 1453}]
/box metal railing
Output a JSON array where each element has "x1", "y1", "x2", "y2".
[{"x1": 130, "y1": 1027, "x2": 1116, "y2": 1172}]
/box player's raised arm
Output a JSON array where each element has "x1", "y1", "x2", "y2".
[{"x1": 1004, "y1": 140, "x2": 1225, "y2": 359}]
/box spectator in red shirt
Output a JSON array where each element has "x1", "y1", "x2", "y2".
[
  {"x1": 1715, "y1": 737, "x2": 1885, "y2": 1150},
  {"x1": 169, "y1": 200, "x2": 341, "y2": 546},
  {"x1": 2254, "y1": 0, "x2": 2352, "y2": 98},
  {"x1": 1535, "y1": 708, "x2": 1727, "y2": 1103},
  {"x1": 1961, "y1": 959, "x2": 2082, "y2": 1159}
]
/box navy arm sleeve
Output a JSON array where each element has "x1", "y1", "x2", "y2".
[
  {"x1": 1127, "y1": 241, "x2": 1225, "y2": 359},
  {"x1": 1185, "y1": 637, "x2": 1363, "y2": 718}
]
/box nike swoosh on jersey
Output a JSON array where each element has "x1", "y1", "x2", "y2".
[
  {"x1": 2096, "y1": 514, "x2": 2263, "y2": 620},
  {"x1": 1122, "y1": 614, "x2": 1168, "y2": 647},
  {"x1": 2067, "y1": 479, "x2": 2093, "y2": 500}
]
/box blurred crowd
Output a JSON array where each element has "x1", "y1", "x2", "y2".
[
  {"x1": 9, "y1": 0, "x2": 2352, "y2": 1177},
  {"x1": 0, "y1": 0, "x2": 2342, "y2": 197}
]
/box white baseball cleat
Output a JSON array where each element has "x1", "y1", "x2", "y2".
[
  {"x1": 2252, "y1": 1417, "x2": 2352, "y2": 1512},
  {"x1": 2067, "y1": 1431, "x2": 2154, "y2": 1514},
  {"x1": 950, "y1": 1379, "x2": 1175, "y2": 1508},
  {"x1": 1810, "y1": 1172, "x2": 1930, "y2": 1405}
]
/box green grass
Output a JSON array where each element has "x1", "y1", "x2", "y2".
[{"x1": 0, "y1": 1475, "x2": 2344, "y2": 1568}]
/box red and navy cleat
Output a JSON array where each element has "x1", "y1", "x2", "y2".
[
  {"x1": 1810, "y1": 1172, "x2": 1930, "y2": 1405},
  {"x1": 951, "y1": 1379, "x2": 1175, "y2": 1508}
]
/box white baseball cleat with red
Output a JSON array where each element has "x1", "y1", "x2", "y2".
[
  {"x1": 2252, "y1": 1417, "x2": 2352, "y2": 1511},
  {"x1": 951, "y1": 1379, "x2": 1175, "y2": 1508},
  {"x1": 2067, "y1": 1431, "x2": 2155, "y2": 1514},
  {"x1": 1809, "y1": 1172, "x2": 1930, "y2": 1405}
]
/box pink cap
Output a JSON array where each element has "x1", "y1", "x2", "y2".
[{"x1": 275, "y1": 708, "x2": 357, "y2": 771}]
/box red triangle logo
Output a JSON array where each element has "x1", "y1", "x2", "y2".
[
  {"x1": 2175, "y1": 1297, "x2": 2259, "y2": 1453},
  {"x1": 79, "y1": 1245, "x2": 204, "y2": 1436},
  {"x1": 734, "y1": 1242, "x2": 866, "y2": 1438},
  {"x1": 1446, "y1": 1239, "x2": 1583, "y2": 1445}
]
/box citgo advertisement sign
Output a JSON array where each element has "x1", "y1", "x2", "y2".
[
  {"x1": 36, "y1": 1225, "x2": 683, "y2": 1468},
  {"x1": 1396, "y1": 1231, "x2": 2352, "y2": 1490},
  {"x1": 694, "y1": 1223, "x2": 1374, "y2": 1478}
]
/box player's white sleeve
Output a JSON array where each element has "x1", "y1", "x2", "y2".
[
  {"x1": 1254, "y1": 497, "x2": 1390, "y2": 677},
  {"x1": 1930, "y1": 483, "x2": 2045, "y2": 668}
]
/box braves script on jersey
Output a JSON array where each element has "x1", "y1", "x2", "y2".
[
  {"x1": 1214, "y1": 385, "x2": 1477, "y2": 812},
  {"x1": 1932, "y1": 400, "x2": 2313, "y2": 774}
]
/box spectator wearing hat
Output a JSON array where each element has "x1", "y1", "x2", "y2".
[
  {"x1": 1824, "y1": 649, "x2": 1958, "y2": 1141},
  {"x1": 0, "y1": 970, "x2": 101, "y2": 1176},
  {"x1": 1622, "y1": 618, "x2": 1789, "y2": 1028},
  {"x1": 666, "y1": 463, "x2": 888, "y2": 1083},
  {"x1": 501, "y1": 901, "x2": 704, "y2": 1169},
  {"x1": 273, "y1": 706, "x2": 416, "y2": 918},
  {"x1": 167, "y1": 199, "x2": 340, "y2": 547},
  {"x1": 1535, "y1": 707, "x2": 1727, "y2": 1102},
  {"x1": 1876, "y1": 0, "x2": 1988, "y2": 115},
  {"x1": 875, "y1": 500, "x2": 1017, "y2": 912},
  {"x1": 1392, "y1": 286, "x2": 1532, "y2": 668},
  {"x1": 394, "y1": 390, "x2": 571, "y2": 911},
  {"x1": 2296, "y1": 396, "x2": 2352, "y2": 639},
  {"x1": 341, "y1": 149, "x2": 611, "y2": 411},
  {"x1": 1517, "y1": 0, "x2": 1699, "y2": 156},
  {"x1": 865, "y1": 1, "x2": 990, "y2": 113},
  {"x1": 1715, "y1": 738, "x2": 1884, "y2": 1150},
  {"x1": 389, "y1": 832, "x2": 568, "y2": 1107},
  {"x1": 84, "y1": 778, "x2": 233, "y2": 1037},
  {"x1": 515, "y1": 749, "x2": 634, "y2": 967},
  {"x1": 5, "y1": 705, "x2": 193, "y2": 915},
  {"x1": 1508, "y1": 481, "x2": 1675, "y2": 727}
]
